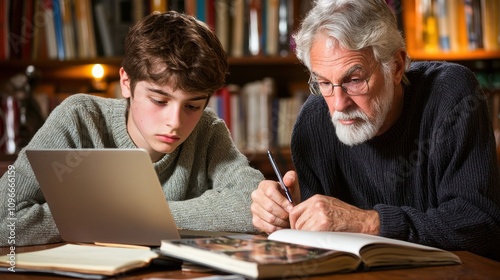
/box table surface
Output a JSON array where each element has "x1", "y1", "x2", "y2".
[{"x1": 1, "y1": 243, "x2": 500, "y2": 279}]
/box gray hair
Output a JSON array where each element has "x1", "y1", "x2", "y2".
[{"x1": 293, "y1": 0, "x2": 410, "y2": 81}]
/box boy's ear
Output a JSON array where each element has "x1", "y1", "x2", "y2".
[{"x1": 119, "y1": 67, "x2": 132, "y2": 99}]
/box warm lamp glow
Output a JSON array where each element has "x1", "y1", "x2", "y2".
[
  {"x1": 91, "y1": 64, "x2": 107, "y2": 92},
  {"x1": 92, "y1": 64, "x2": 104, "y2": 79}
]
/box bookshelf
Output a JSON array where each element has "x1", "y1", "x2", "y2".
[
  {"x1": 0, "y1": 0, "x2": 310, "y2": 179},
  {"x1": 393, "y1": 0, "x2": 500, "y2": 168},
  {"x1": 401, "y1": 0, "x2": 500, "y2": 60},
  {"x1": 0, "y1": 56, "x2": 306, "y2": 178},
  {"x1": 1, "y1": 0, "x2": 499, "y2": 176}
]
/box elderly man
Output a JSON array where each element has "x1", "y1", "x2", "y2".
[{"x1": 251, "y1": 0, "x2": 500, "y2": 261}]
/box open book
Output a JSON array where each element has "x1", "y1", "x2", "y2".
[
  {"x1": 158, "y1": 230, "x2": 461, "y2": 279},
  {"x1": 268, "y1": 229, "x2": 462, "y2": 268},
  {"x1": 0, "y1": 244, "x2": 174, "y2": 279}
]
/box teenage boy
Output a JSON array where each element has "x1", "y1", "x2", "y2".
[{"x1": 0, "y1": 11, "x2": 263, "y2": 246}]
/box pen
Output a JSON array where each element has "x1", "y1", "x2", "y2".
[{"x1": 267, "y1": 150, "x2": 293, "y2": 203}]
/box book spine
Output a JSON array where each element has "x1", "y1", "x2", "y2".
[
  {"x1": 480, "y1": 0, "x2": 500, "y2": 50},
  {"x1": 196, "y1": 0, "x2": 206, "y2": 22},
  {"x1": 42, "y1": 0, "x2": 58, "y2": 59},
  {"x1": 52, "y1": 0, "x2": 66, "y2": 60},
  {"x1": 94, "y1": 1, "x2": 115, "y2": 57},
  {"x1": 248, "y1": 0, "x2": 262, "y2": 56},
  {"x1": 9, "y1": 0, "x2": 24, "y2": 59},
  {"x1": 464, "y1": 0, "x2": 482, "y2": 50},
  {"x1": 277, "y1": 0, "x2": 292, "y2": 56},
  {"x1": 422, "y1": 0, "x2": 439, "y2": 52},
  {"x1": 266, "y1": 0, "x2": 279, "y2": 56},
  {"x1": 21, "y1": 0, "x2": 35, "y2": 60},
  {"x1": 215, "y1": 0, "x2": 230, "y2": 52},
  {"x1": 230, "y1": 0, "x2": 245, "y2": 57},
  {"x1": 206, "y1": 0, "x2": 216, "y2": 31},
  {"x1": 150, "y1": 0, "x2": 167, "y2": 12},
  {"x1": 436, "y1": 0, "x2": 450, "y2": 51},
  {"x1": 0, "y1": 0, "x2": 8, "y2": 61}
]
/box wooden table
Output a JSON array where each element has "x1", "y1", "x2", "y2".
[{"x1": 1, "y1": 244, "x2": 499, "y2": 279}]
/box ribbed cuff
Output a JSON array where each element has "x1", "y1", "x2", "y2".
[{"x1": 374, "y1": 204, "x2": 409, "y2": 240}]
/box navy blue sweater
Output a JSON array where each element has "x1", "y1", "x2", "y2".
[{"x1": 291, "y1": 61, "x2": 500, "y2": 261}]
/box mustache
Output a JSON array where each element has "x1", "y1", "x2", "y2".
[{"x1": 332, "y1": 109, "x2": 370, "y2": 123}]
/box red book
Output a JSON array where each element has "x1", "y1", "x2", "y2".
[
  {"x1": 21, "y1": 0, "x2": 35, "y2": 59},
  {"x1": 215, "y1": 86, "x2": 232, "y2": 132},
  {"x1": 0, "y1": 0, "x2": 9, "y2": 60},
  {"x1": 205, "y1": 0, "x2": 215, "y2": 31}
]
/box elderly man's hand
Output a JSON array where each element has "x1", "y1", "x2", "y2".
[{"x1": 289, "y1": 194, "x2": 380, "y2": 235}]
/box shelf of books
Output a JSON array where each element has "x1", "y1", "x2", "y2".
[
  {"x1": 0, "y1": 0, "x2": 310, "y2": 176},
  {"x1": 401, "y1": 0, "x2": 500, "y2": 61},
  {"x1": 2, "y1": 0, "x2": 499, "y2": 168},
  {"x1": 0, "y1": 0, "x2": 306, "y2": 62}
]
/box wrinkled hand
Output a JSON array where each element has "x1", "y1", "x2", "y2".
[
  {"x1": 251, "y1": 171, "x2": 300, "y2": 234},
  {"x1": 289, "y1": 194, "x2": 380, "y2": 235}
]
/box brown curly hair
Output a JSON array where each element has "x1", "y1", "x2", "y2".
[{"x1": 121, "y1": 11, "x2": 229, "y2": 97}]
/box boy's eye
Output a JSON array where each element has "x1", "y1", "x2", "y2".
[
  {"x1": 150, "y1": 98, "x2": 167, "y2": 105},
  {"x1": 186, "y1": 104, "x2": 202, "y2": 111}
]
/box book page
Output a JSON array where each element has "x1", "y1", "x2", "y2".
[{"x1": 268, "y1": 229, "x2": 444, "y2": 257}]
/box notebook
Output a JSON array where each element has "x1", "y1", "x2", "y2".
[{"x1": 25, "y1": 148, "x2": 181, "y2": 246}]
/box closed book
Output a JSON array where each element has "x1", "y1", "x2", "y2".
[
  {"x1": 59, "y1": 0, "x2": 77, "y2": 60},
  {"x1": 111, "y1": 0, "x2": 134, "y2": 56},
  {"x1": 0, "y1": 244, "x2": 167, "y2": 278},
  {"x1": 74, "y1": 0, "x2": 97, "y2": 58},
  {"x1": 277, "y1": 0, "x2": 292, "y2": 57},
  {"x1": 52, "y1": 0, "x2": 66, "y2": 60},
  {"x1": 481, "y1": 0, "x2": 500, "y2": 50},
  {"x1": 94, "y1": 0, "x2": 115, "y2": 57},
  {"x1": 41, "y1": 0, "x2": 58, "y2": 59},
  {"x1": 248, "y1": 0, "x2": 262, "y2": 56},
  {"x1": 215, "y1": 0, "x2": 231, "y2": 52},
  {"x1": 150, "y1": 0, "x2": 167, "y2": 12},
  {"x1": 0, "y1": 0, "x2": 8, "y2": 60},
  {"x1": 21, "y1": 0, "x2": 35, "y2": 59},
  {"x1": 196, "y1": 0, "x2": 206, "y2": 22},
  {"x1": 436, "y1": 0, "x2": 451, "y2": 51},
  {"x1": 464, "y1": 0, "x2": 483, "y2": 50},
  {"x1": 8, "y1": 0, "x2": 23, "y2": 59},
  {"x1": 230, "y1": 0, "x2": 245, "y2": 57},
  {"x1": 421, "y1": 0, "x2": 439, "y2": 52},
  {"x1": 206, "y1": 0, "x2": 216, "y2": 30},
  {"x1": 265, "y1": 0, "x2": 279, "y2": 56}
]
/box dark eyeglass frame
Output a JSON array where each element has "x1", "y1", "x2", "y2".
[{"x1": 308, "y1": 75, "x2": 371, "y2": 97}]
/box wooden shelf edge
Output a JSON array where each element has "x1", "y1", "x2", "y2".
[
  {"x1": 0, "y1": 55, "x2": 302, "y2": 68},
  {"x1": 408, "y1": 50, "x2": 500, "y2": 61}
]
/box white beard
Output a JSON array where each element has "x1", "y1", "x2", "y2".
[{"x1": 331, "y1": 75, "x2": 394, "y2": 146}]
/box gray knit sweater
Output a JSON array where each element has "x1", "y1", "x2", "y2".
[{"x1": 0, "y1": 94, "x2": 264, "y2": 246}]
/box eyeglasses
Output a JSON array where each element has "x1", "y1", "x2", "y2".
[{"x1": 308, "y1": 75, "x2": 371, "y2": 97}]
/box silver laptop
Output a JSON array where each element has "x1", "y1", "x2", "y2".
[{"x1": 25, "y1": 148, "x2": 181, "y2": 246}]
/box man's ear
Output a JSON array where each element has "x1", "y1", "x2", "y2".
[
  {"x1": 393, "y1": 49, "x2": 407, "y2": 85},
  {"x1": 119, "y1": 67, "x2": 132, "y2": 99}
]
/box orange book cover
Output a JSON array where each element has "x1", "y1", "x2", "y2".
[{"x1": 150, "y1": 0, "x2": 167, "y2": 12}]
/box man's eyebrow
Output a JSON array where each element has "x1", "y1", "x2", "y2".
[
  {"x1": 311, "y1": 64, "x2": 366, "y2": 81},
  {"x1": 147, "y1": 87, "x2": 209, "y2": 101},
  {"x1": 344, "y1": 65, "x2": 365, "y2": 77}
]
